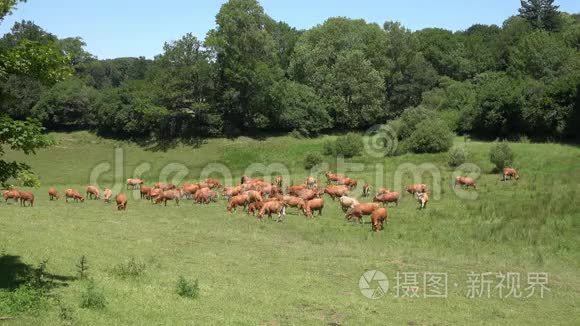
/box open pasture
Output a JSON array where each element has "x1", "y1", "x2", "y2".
[{"x1": 1, "y1": 132, "x2": 579, "y2": 325}]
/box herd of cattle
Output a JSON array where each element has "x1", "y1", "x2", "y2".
[{"x1": 1, "y1": 167, "x2": 520, "y2": 232}]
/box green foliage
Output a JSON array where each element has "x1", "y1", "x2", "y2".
[
  {"x1": 32, "y1": 78, "x2": 100, "y2": 129},
  {"x1": 303, "y1": 152, "x2": 323, "y2": 170},
  {"x1": 489, "y1": 142, "x2": 515, "y2": 170},
  {"x1": 16, "y1": 169, "x2": 40, "y2": 188},
  {"x1": 79, "y1": 280, "x2": 106, "y2": 310},
  {"x1": 398, "y1": 106, "x2": 438, "y2": 139},
  {"x1": 175, "y1": 276, "x2": 199, "y2": 299},
  {"x1": 332, "y1": 133, "x2": 363, "y2": 158},
  {"x1": 290, "y1": 18, "x2": 388, "y2": 127},
  {"x1": 447, "y1": 145, "x2": 469, "y2": 167},
  {"x1": 508, "y1": 30, "x2": 574, "y2": 79},
  {"x1": 0, "y1": 284, "x2": 46, "y2": 316},
  {"x1": 519, "y1": 0, "x2": 562, "y2": 31},
  {"x1": 269, "y1": 80, "x2": 331, "y2": 135},
  {"x1": 406, "y1": 119, "x2": 454, "y2": 153},
  {"x1": 205, "y1": 0, "x2": 283, "y2": 130},
  {"x1": 0, "y1": 116, "x2": 52, "y2": 185},
  {"x1": 1, "y1": 0, "x2": 580, "y2": 144},
  {"x1": 0, "y1": 1, "x2": 26, "y2": 22},
  {"x1": 111, "y1": 258, "x2": 146, "y2": 279},
  {"x1": 322, "y1": 139, "x2": 335, "y2": 155},
  {"x1": 0, "y1": 39, "x2": 72, "y2": 84}
]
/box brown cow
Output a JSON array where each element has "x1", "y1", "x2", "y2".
[
  {"x1": 227, "y1": 194, "x2": 249, "y2": 212},
  {"x1": 3, "y1": 190, "x2": 20, "y2": 203},
  {"x1": 205, "y1": 178, "x2": 222, "y2": 189},
  {"x1": 373, "y1": 192, "x2": 400, "y2": 206},
  {"x1": 103, "y1": 188, "x2": 113, "y2": 203},
  {"x1": 376, "y1": 188, "x2": 391, "y2": 195},
  {"x1": 244, "y1": 190, "x2": 263, "y2": 203},
  {"x1": 297, "y1": 188, "x2": 318, "y2": 201},
  {"x1": 325, "y1": 171, "x2": 344, "y2": 184},
  {"x1": 19, "y1": 192, "x2": 34, "y2": 207},
  {"x1": 149, "y1": 188, "x2": 162, "y2": 202},
  {"x1": 182, "y1": 184, "x2": 200, "y2": 199},
  {"x1": 86, "y1": 185, "x2": 100, "y2": 200},
  {"x1": 455, "y1": 176, "x2": 477, "y2": 189},
  {"x1": 140, "y1": 186, "x2": 152, "y2": 199},
  {"x1": 304, "y1": 198, "x2": 324, "y2": 218},
  {"x1": 324, "y1": 185, "x2": 349, "y2": 200},
  {"x1": 247, "y1": 201, "x2": 264, "y2": 216},
  {"x1": 406, "y1": 184, "x2": 428, "y2": 195},
  {"x1": 126, "y1": 178, "x2": 143, "y2": 190},
  {"x1": 417, "y1": 192, "x2": 429, "y2": 209},
  {"x1": 338, "y1": 177, "x2": 357, "y2": 189},
  {"x1": 195, "y1": 188, "x2": 217, "y2": 204},
  {"x1": 65, "y1": 189, "x2": 84, "y2": 203},
  {"x1": 155, "y1": 189, "x2": 181, "y2": 206},
  {"x1": 346, "y1": 203, "x2": 380, "y2": 223},
  {"x1": 154, "y1": 183, "x2": 176, "y2": 191},
  {"x1": 283, "y1": 196, "x2": 306, "y2": 214},
  {"x1": 48, "y1": 187, "x2": 60, "y2": 200},
  {"x1": 371, "y1": 207, "x2": 388, "y2": 232},
  {"x1": 286, "y1": 184, "x2": 307, "y2": 196},
  {"x1": 222, "y1": 186, "x2": 241, "y2": 200},
  {"x1": 258, "y1": 201, "x2": 286, "y2": 221},
  {"x1": 503, "y1": 167, "x2": 519, "y2": 181},
  {"x1": 116, "y1": 193, "x2": 128, "y2": 210}
]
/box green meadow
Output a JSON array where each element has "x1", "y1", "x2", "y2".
[{"x1": 1, "y1": 132, "x2": 579, "y2": 325}]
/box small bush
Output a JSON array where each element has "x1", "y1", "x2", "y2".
[
  {"x1": 322, "y1": 139, "x2": 335, "y2": 155},
  {"x1": 111, "y1": 257, "x2": 146, "y2": 279},
  {"x1": 448, "y1": 145, "x2": 468, "y2": 167},
  {"x1": 489, "y1": 142, "x2": 514, "y2": 171},
  {"x1": 176, "y1": 276, "x2": 199, "y2": 299},
  {"x1": 16, "y1": 170, "x2": 41, "y2": 188},
  {"x1": 0, "y1": 284, "x2": 46, "y2": 315},
  {"x1": 304, "y1": 152, "x2": 323, "y2": 170},
  {"x1": 79, "y1": 281, "x2": 106, "y2": 310},
  {"x1": 333, "y1": 133, "x2": 363, "y2": 158},
  {"x1": 407, "y1": 119, "x2": 453, "y2": 154}
]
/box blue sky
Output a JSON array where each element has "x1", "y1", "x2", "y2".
[{"x1": 1, "y1": 0, "x2": 579, "y2": 59}]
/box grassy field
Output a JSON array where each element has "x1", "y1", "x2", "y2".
[{"x1": 1, "y1": 131, "x2": 579, "y2": 325}]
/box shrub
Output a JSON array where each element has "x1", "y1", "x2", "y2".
[
  {"x1": 111, "y1": 257, "x2": 146, "y2": 279},
  {"x1": 447, "y1": 145, "x2": 468, "y2": 167},
  {"x1": 304, "y1": 152, "x2": 323, "y2": 170},
  {"x1": 398, "y1": 106, "x2": 438, "y2": 139},
  {"x1": 407, "y1": 119, "x2": 453, "y2": 153},
  {"x1": 489, "y1": 142, "x2": 514, "y2": 170},
  {"x1": 322, "y1": 139, "x2": 335, "y2": 155},
  {"x1": 16, "y1": 170, "x2": 41, "y2": 188},
  {"x1": 0, "y1": 284, "x2": 46, "y2": 315},
  {"x1": 333, "y1": 133, "x2": 363, "y2": 158},
  {"x1": 176, "y1": 276, "x2": 199, "y2": 299},
  {"x1": 79, "y1": 281, "x2": 106, "y2": 310}
]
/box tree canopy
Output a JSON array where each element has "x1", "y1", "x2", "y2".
[{"x1": 1, "y1": 0, "x2": 578, "y2": 148}]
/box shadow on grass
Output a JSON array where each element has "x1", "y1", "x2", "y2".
[{"x1": 0, "y1": 255, "x2": 75, "y2": 291}]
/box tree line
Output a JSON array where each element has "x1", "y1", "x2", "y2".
[{"x1": 1, "y1": 0, "x2": 579, "y2": 145}]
